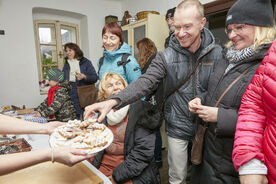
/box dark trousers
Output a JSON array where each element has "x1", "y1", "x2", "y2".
[
  {"x1": 69, "y1": 82, "x2": 84, "y2": 118},
  {"x1": 154, "y1": 129, "x2": 162, "y2": 161}
]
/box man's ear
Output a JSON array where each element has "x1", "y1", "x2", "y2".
[{"x1": 200, "y1": 17, "x2": 207, "y2": 30}]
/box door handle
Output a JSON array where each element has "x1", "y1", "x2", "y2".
[{"x1": 58, "y1": 51, "x2": 63, "y2": 58}]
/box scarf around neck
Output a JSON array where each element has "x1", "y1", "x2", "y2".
[
  {"x1": 224, "y1": 45, "x2": 255, "y2": 74},
  {"x1": 107, "y1": 105, "x2": 129, "y2": 126},
  {"x1": 226, "y1": 45, "x2": 255, "y2": 64},
  {"x1": 68, "y1": 59, "x2": 80, "y2": 82},
  {"x1": 48, "y1": 85, "x2": 61, "y2": 119}
]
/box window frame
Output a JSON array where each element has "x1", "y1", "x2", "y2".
[
  {"x1": 204, "y1": 0, "x2": 237, "y2": 15},
  {"x1": 34, "y1": 20, "x2": 79, "y2": 93},
  {"x1": 204, "y1": 0, "x2": 275, "y2": 20}
]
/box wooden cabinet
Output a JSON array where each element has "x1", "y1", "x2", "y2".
[{"x1": 122, "y1": 14, "x2": 169, "y2": 59}]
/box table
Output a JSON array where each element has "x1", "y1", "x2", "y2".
[
  {"x1": 0, "y1": 134, "x2": 111, "y2": 183},
  {"x1": 0, "y1": 160, "x2": 111, "y2": 184},
  {"x1": 2, "y1": 110, "x2": 48, "y2": 123},
  {"x1": 0, "y1": 111, "x2": 111, "y2": 183}
]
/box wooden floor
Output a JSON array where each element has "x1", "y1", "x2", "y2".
[{"x1": 159, "y1": 149, "x2": 169, "y2": 184}]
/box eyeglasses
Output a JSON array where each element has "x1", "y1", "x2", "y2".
[{"x1": 225, "y1": 24, "x2": 246, "y2": 36}]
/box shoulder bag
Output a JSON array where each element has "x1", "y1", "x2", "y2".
[
  {"x1": 77, "y1": 84, "x2": 98, "y2": 108},
  {"x1": 191, "y1": 63, "x2": 257, "y2": 165}
]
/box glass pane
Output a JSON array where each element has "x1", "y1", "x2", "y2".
[
  {"x1": 38, "y1": 24, "x2": 56, "y2": 44},
  {"x1": 42, "y1": 65, "x2": 58, "y2": 79},
  {"x1": 40, "y1": 46, "x2": 58, "y2": 66},
  {"x1": 206, "y1": 11, "x2": 228, "y2": 46},
  {"x1": 61, "y1": 25, "x2": 76, "y2": 45},
  {"x1": 123, "y1": 30, "x2": 128, "y2": 44},
  {"x1": 133, "y1": 25, "x2": 145, "y2": 60}
]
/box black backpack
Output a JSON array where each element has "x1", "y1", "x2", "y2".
[{"x1": 98, "y1": 53, "x2": 131, "y2": 75}]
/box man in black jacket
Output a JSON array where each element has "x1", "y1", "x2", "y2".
[
  {"x1": 85, "y1": 0, "x2": 223, "y2": 183},
  {"x1": 164, "y1": 7, "x2": 176, "y2": 48}
]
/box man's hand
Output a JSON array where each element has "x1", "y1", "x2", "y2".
[
  {"x1": 84, "y1": 99, "x2": 118, "y2": 122},
  {"x1": 188, "y1": 97, "x2": 202, "y2": 113},
  {"x1": 195, "y1": 105, "x2": 218, "y2": 122},
  {"x1": 240, "y1": 175, "x2": 268, "y2": 184}
]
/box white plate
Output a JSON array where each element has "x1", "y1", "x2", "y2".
[{"x1": 49, "y1": 126, "x2": 113, "y2": 155}]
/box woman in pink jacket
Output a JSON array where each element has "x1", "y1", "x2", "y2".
[{"x1": 233, "y1": 40, "x2": 276, "y2": 184}]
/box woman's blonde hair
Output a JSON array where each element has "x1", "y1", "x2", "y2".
[
  {"x1": 225, "y1": 26, "x2": 276, "y2": 50},
  {"x1": 136, "y1": 38, "x2": 157, "y2": 69},
  {"x1": 98, "y1": 73, "x2": 128, "y2": 102}
]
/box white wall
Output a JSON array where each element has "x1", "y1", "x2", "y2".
[
  {"x1": 0, "y1": 0, "x2": 122, "y2": 107},
  {"x1": 32, "y1": 8, "x2": 90, "y2": 58},
  {"x1": 121, "y1": 0, "x2": 215, "y2": 18},
  {"x1": 0, "y1": 0, "x2": 216, "y2": 108}
]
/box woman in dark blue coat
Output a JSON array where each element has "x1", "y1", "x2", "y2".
[{"x1": 62, "y1": 43, "x2": 98, "y2": 118}]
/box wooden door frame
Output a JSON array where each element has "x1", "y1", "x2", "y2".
[
  {"x1": 204, "y1": 0, "x2": 237, "y2": 15},
  {"x1": 204, "y1": 0, "x2": 275, "y2": 20}
]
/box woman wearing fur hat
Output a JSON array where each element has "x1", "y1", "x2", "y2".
[{"x1": 188, "y1": 0, "x2": 276, "y2": 183}]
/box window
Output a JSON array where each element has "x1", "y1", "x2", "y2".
[
  {"x1": 34, "y1": 20, "x2": 79, "y2": 93},
  {"x1": 204, "y1": 0, "x2": 237, "y2": 46},
  {"x1": 205, "y1": 10, "x2": 228, "y2": 45}
]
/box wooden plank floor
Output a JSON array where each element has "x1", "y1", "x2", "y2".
[{"x1": 159, "y1": 149, "x2": 169, "y2": 184}]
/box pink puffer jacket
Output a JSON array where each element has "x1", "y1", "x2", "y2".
[{"x1": 233, "y1": 40, "x2": 276, "y2": 183}]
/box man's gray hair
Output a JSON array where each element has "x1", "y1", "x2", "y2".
[{"x1": 176, "y1": 0, "x2": 204, "y2": 18}]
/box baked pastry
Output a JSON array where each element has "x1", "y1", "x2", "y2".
[
  {"x1": 51, "y1": 119, "x2": 113, "y2": 153},
  {"x1": 90, "y1": 123, "x2": 106, "y2": 131}
]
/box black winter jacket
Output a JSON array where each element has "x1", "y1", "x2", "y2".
[
  {"x1": 164, "y1": 32, "x2": 173, "y2": 49},
  {"x1": 112, "y1": 28, "x2": 223, "y2": 141},
  {"x1": 191, "y1": 44, "x2": 271, "y2": 184},
  {"x1": 92, "y1": 100, "x2": 160, "y2": 184},
  {"x1": 162, "y1": 28, "x2": 223, "y2": 140}
]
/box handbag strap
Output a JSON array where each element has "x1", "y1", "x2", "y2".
[
  {"x1": 214, "y1": 63, "x2": 257, "y2": 107},
  {"x1": 161, "y1": 46, "x2": 216, "y2": 112},
  {"x1": 98, "y1": 53, "x2": 130, "y2": 76},
  {"x1": 200, "y1": 62, "x2": 258, "y2": 127},
  {"x1": 161, "y1": 57, "x2": 201, "y2": 112}
]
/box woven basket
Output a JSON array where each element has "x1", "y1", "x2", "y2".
[
  {"x1": 105, "y1": 15, "x2": 118, "y2": 25},
  {"x1": 136, "y1": 11, "x2": 160, "y2": 20}
]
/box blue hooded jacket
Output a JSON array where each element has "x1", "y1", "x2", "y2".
[{"x1": 98, "y1": 42, "x2": 141, "y2": 84}]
